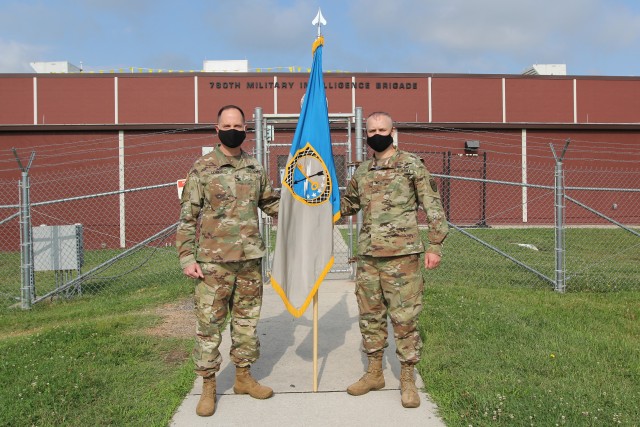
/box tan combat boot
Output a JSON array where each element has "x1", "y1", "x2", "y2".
[
  {"x1": 347, "y1": 353, "x2": 385, "y2": 396},
  {"x1": 196, "y1": 375, "x2": 216, "y2": 417},
  {"x1": 400, "y1": 364, "x2": 421, "y2": 408},
  {"x1": 233, "y1": 366, "x2": 274, "y2": 399}
]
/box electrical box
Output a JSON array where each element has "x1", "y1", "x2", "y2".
[
  {"x1": 465, "y1": 140, "x2": 480, "y2": 151},
  {"x1": 33, "y1": 224, "x2": 84, "y2": 271}
]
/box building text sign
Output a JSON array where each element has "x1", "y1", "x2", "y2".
[{"x1": 209, "y1": 80, "x2": 419, "y2": 90}]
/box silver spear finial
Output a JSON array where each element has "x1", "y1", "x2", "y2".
[{"x1": 312, "y1": 8, "x2": 326, "y2": 37}]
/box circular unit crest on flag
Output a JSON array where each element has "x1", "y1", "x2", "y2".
[{"x1": 283, "y1": 142, "x2": 332, "y2": 205}]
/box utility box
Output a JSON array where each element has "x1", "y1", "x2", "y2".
[
  {"x1": 465, "y1": 140, "x2": 480, "y2": 151},
  {"x1": 33, "y1": 224, "x2": 84, "y2": 271}
]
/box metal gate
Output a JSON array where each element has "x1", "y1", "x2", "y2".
[{"x1": 254, "y1": 107, "x2": 364, "y2": 280}]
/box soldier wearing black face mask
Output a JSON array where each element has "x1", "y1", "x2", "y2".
[
  {"x1": 365, "y1": 132, "x2": 394, "y2": 153},
  {"x1": 177, "y1": 104, "x2": 280, "y2": 417},
  {"x1": 341, "y1": 111, "x2": 448, "y2": 409},
  {"x1": 217, "y1": 128, "x2": 246, "y2": 149}
]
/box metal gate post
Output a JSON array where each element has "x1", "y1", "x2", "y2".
[
  {"x1": 352, "y1": 107, "x2": 364, "y2": 279},
  {"x1": 550, "y1": 140, "x2": 570, "y2": 293},
  {"x1": 14, "y1": 149, "x2": 36, "y2": 309},
  {"x1": 254, "y1": 107, "x2": 268, "y2": 279},
  {"x1": 354, "y1": 107, "x2": 364, "y2": 242}
]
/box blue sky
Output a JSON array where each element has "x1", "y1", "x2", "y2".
[{"x1": 1, "y1": 0, "x2": 639, "y2": 76}]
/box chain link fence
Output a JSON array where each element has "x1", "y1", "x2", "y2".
[
  {"x1": 0, "y1": 154, "x2": 198, "y2": 309},
  {"x1": 563, "y1": 166, "x2": 640, "y2": 291},
  {"x1": 412, "y1": 144, "x2": 639, "y2": 293},
  {"x1": 0, "y1": 178, "x2": 21, "y2": 306},
  {"x1": 1, "y1": 125, "x2": 638, "y2": 310}
]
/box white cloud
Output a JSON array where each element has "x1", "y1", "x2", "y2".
[
  {"x1": 1, "y1": 0, "x2": 638, "y2": 75},
  {"x1": 343, "y1": 0, "x2": 640, "y2": 73},
  {"x1": 351, "y1": 0, "x2": 581, "y2": 51},
  {"x1": 0, "y1": 39, "x2": 46, "y2": 72}
]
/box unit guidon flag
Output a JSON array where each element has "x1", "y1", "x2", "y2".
[{"x1": 270, "y1": 36, "x2": 340, "y2": 317}]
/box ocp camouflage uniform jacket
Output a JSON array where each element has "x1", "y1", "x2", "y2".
[
  {"x1": 341, "y1": 149, "x2": 448, "y2": 257},
  {"x1": 176, "y1": 145, "x2": 279, "y2": 268}
]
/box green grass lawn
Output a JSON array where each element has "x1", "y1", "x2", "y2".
[
  {"x1": 418, "y1": 227, "x2": 639, "y2": 425},
  {"x1": 420, "y1": 282, "x2": 639, "y2": 426},
  {"x1": 0, "y1": 280, "x2": 195, "y2": 427},
  {"x1": 0, "y1": 227, "x2": 638, "y2": 426}
]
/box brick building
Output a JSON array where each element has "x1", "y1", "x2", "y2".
[{"x1": 0, "y1": 71, "x2": 639, "y2": 250}]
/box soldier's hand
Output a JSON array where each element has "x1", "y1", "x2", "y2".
[
  {"x1": 183, "y1": 262, "x2": 204, "y2": 279},
  {"x1": 424, "y1": 253, "x2": 441, "y2": 270}
]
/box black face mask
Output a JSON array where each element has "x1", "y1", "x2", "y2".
[
  {"x1": 218, "y1": 129, "x2": 246, "y2": 148},
  {"x1": 366, "y1": 133, "x2": 394, "y2": 152}
]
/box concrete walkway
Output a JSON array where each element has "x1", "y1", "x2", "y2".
[{"x1": 170, "y1": 279, "x2": 446, "y2": 427}]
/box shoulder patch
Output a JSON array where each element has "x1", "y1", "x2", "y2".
[{"x1": 430, "y1": 178, "x2": 438, "y2": 193}]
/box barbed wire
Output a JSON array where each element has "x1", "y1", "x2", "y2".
[
  {"x1": 0, "y1": 126, "x2": 216, "y2": 164},
  {"x1": 4, "y1": 119, "x2": 640, "y2": 165},
  {"x1": 2, "y1": 124, "x2": 639, "y2": 174},
  {"x1": 399, "y1": 130, "x2": 640, "y2": 164},
  {"x1": 0, "y1": 139, "x2": 211, "y2": 173},
  {"x1": 404, "y1": 124, "x2": 640, "y2": 153}
]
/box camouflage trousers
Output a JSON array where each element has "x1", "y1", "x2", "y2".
[
  {"x1": 355, "y1": 254, "x2": 424, "y2": 364},
  {"x1": 193, "y1": 258, "x2": 263, "y2": 378}
]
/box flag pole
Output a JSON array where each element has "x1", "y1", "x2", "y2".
[
  {"x1": 313, "y1": 292, "x2": 318, "y2": 391},
  {"x1": 310, "y1": 6, "x2": 326, "y2": 394}
]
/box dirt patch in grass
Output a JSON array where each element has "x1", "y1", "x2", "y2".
[
  {"x1": 146, "y1": 298, "x2": 194, "y2": 339},
  {"x1": 162, "y1": 348, "x2": 191, "y2": 365}
]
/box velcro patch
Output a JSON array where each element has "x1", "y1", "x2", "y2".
[{"x1": 429, "y1": 178, "x2": 438, "y2": 192}]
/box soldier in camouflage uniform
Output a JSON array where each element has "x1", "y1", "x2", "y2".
[
  {"x1": 341, "y1": 111, "x2": 448, "y2": 408},
  {"x1": 176, "y1": 105, "x2": 279, "y2": 417}
]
